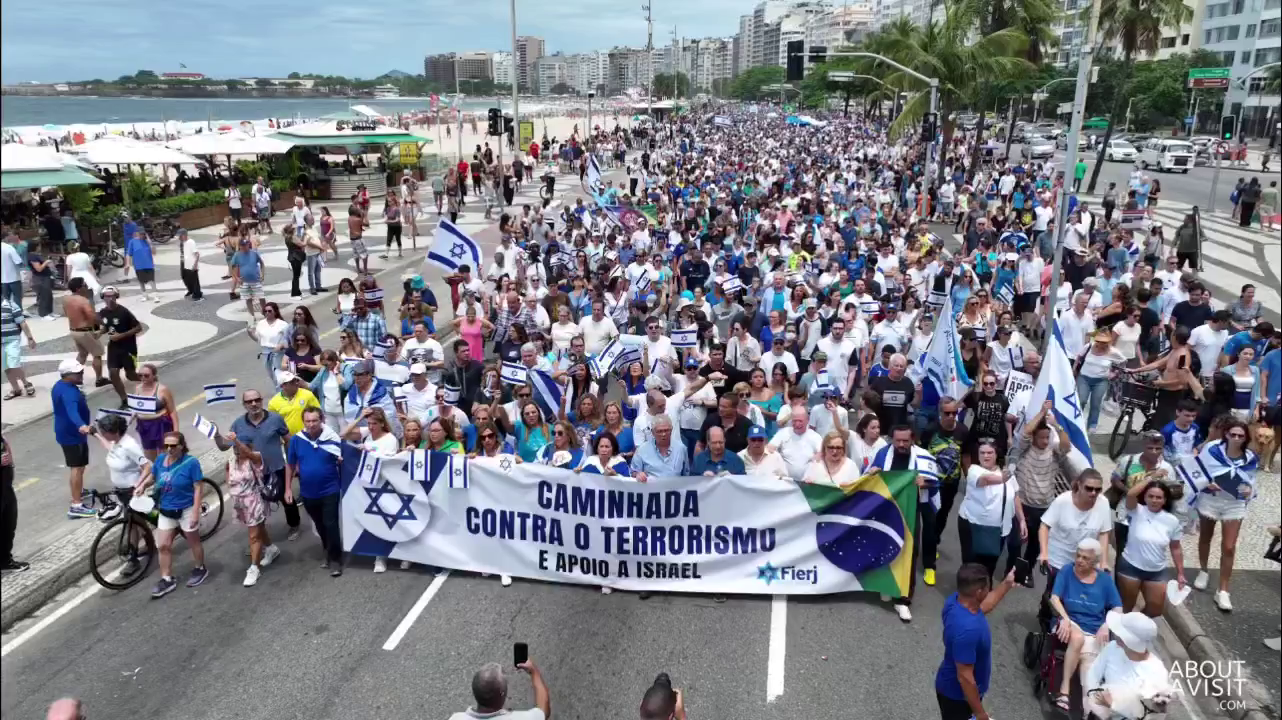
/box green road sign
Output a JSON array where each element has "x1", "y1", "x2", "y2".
[{"x1": 1188, "y1": 67, "x2": 1231, "y2": 80}]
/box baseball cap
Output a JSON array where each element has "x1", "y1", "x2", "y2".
[
  {"x1": 812, "y1": 351, "x2": 828, "y2": 362},
  {"x1": 351, "y1": 359, "x2": 375, "y2": 375},
  {"x1": 684, "y1": 357, "x2": 701, "y2": 369},
  {"x1": 747, "y1": 425, "x2": 768, "y2": 440},
  {"x1": 409, "y1": 362, "x2": 427, "y2": 375},
  {"x1": 1003, "y1": 252, "x2": 1019, "y2": 262},
  {"x1": 824, "y1": 387, "x2": 843, "y2": 398},
  {"x1": 100, "y1": 285, "x2": 120, "y2": 297},
  {"x1": 275, "y1": 370, "x2": 298, "y2": 384},
  {"x1": 58, "y1": 359, "x2": 85, "y2": 375}
]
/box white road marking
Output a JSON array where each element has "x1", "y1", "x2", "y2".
[
  {"x1": 766, "y1": 594, "x2": 787, "y2": 703},
  {"x1": 382, "y1": 571, "x2": 451, "y2": 651},
  {"x1": 1, "y1": 571, "x2": 117, "y2": 657}
]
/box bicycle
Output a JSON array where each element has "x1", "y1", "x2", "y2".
[
  {"x1": 1107, "y1": 374, "x2": 1159, "y2": 461},
  {"x1": 83, "y1": 479, "x2": 225, "y2": 590}
]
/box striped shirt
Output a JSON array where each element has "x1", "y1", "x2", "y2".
[{"x1": 0, "y1": 299, "x2": 24, "y2": 339}]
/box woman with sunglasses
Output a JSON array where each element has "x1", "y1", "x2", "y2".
[
  {"x1": 134, "y1": 431, "x2": 208, "y2": 598},
  {"x1": 471, "y1": 420, "x2": 517, "y2": 459},
  {"x1": 286, "y1": 306, "x2": 321, "y2": 351},
  {"x1": 958, "y1": 439, "x2": 1026, "y2": 581},
  {"x1": 1190, "y1": 418, "x2": 1259, "y2": 612},
  {"x1": 957, "y1": 295, "x2": 988, "y2": 344},
  {"x1": 1074, "y1": 328, "x2": 1127, "y2": 433},
  {"x1": 130, "y1": 363, "x2": 179, "y2": 462},
  {"x1": 224, "y1": 433, "x2": 280, "y2": 587},
  {"x1": 426, "y1": 416, "x2": 463, "y2": 455},
  {"x1": 308, "y1": 350, "x2": 353, "y2": 432},
  {"x1": 539, "y1": 420, "x2": 584, "y2": 469},
  {"x1": 802, "y1": 430, "x2": 862, "y2": 487},
  {"x1": 285, "y1": 333, "x2": 322, "y2": 384},
  {"x1": 1112, "y1": 306, "x2": 1146, "y2": 367},
  {"x1": 337, "y1": 329, "x2": 368, "y2": 365},
  {"x1": 247, "y1": 302, "x2": 290, "y2": 389}
]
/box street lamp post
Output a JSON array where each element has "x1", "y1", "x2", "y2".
[
  {"x1": 1032, "y1": 76, "x2": 1075, "y2": 124},
  {"x1": 509, "y1": 0, "x2": 520, "y2": 155},
  {"x1": 454, "y1": 54, "x2": 463, "y2": 161}
]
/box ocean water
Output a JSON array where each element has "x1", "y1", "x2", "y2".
[{"x1": 0, "y1": 95, "x2": 569, "y2": 128}]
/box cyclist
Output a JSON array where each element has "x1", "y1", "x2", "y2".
[
  {"x1": 135, "y1": 431, "x2": 208, "y2": 598},
  {"x1": 92, "y1": 413, "x2": 152, "y2": 574}
]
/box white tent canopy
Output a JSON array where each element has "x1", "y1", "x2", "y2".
[
  {"x1": 1, "y1": 143, "x2": 88, "y2": 171},
  {"x1": 167, "y1": 131, "x2": 292, "y2": 156},
  {"x1": 67, "y1": 136, "x2": 202, "y2": 166}
]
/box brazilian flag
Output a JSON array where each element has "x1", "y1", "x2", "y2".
[
  {"x1": 798, "y1": 470, "x2": 919, "y2": 598},
  {"x1": 637, "y1": 204, "x2": 661, "y2": 226}
]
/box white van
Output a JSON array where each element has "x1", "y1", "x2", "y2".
[{"x1": 1138, "y1": 138, "x2": 1194, "y2": 173}]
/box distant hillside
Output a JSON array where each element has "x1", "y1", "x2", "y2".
[{"x1": 383, "y1": 70, "x2": 411, "y2": 79}]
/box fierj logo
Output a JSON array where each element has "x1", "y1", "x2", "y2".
[{"x1": 756, "y1": 562, "x2": 819, "y2": 585}]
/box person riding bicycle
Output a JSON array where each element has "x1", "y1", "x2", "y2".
[
  {"x1": 134, "y1": 431, "x2": 208, "y2": 598},
  {"x1": 91, "y1": 414, "x2": 152, "y2": 519}
]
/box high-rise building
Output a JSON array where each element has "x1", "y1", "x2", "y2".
[
  {"x1": 491, "y1": 51, "x2": 513, "y2": 86},
  {"x1": 423, "y1": 53, "x2": 457, "y2": 86},
  {"x1": 808, "y1": 2, "x2": 874, "y2": 48},
  {"x1": 457, "y1": 52, "x2": 493, "y2": 81},
  {"x1": 516, "y1": 36, "x2": 545, "y2": 91},
  {"x1": 753, "y1": 0, "x2": 789, "y2": 68},
  {"x1": 1197, "y1": 0, "x2": 1280, "y2": 136},
  {"x1": 606, "y1": 46, "x2": 654, "y2": 95},
  {"x1": 736, "y1": 14, "x2": 756, "y2": 75},
  {"x1": 536, "y1": 53, "x2": 569, "y2": 95}
]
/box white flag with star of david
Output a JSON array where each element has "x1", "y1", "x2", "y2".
[
  {"x1": 427, "y1": 219, "x2": 484, "y2": 274},
  {"x1": 348, "y1": 450, "x2": 432, "y2": 543}
]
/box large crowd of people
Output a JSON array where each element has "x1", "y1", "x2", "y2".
[{"x1": 4, "y1": 103, "x2": 1280, "y2": 720}]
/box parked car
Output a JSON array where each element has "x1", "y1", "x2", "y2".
[
  {"x1": 1056, "y1": 133, "x2": 1088, "y2": 151},
  {"x1": 1022, "y1": 135, "x2": 1056, "y2": 160},
  {"x1": 1105, "y1": 139, "x2": 1137, "y2": 162}
]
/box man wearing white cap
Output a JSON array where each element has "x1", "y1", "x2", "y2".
[
  {"x1": 52, "y1": 359, "x2": 96, "y2": 518},
  {"x1": 1084, "y1": 611, "x2": 1173, "y2": 719},
  {"x1": 399, "y1": 363, "x2": 436, "y2": 425},
  {"x1": 266, "y1": 370, "x2": 320, "y2": 438}
]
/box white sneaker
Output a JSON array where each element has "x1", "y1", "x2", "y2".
[
  {"x1": 1194, "y1": 571, "x2": 1210, "y2": 591},
  {"x1": 600, "y1": 586, "x2": 612, "y2": 594},
  {"x1": 152, "y1": 295, "x2": 163, "y2": 303},
  {"x1": 260, "y1": 544, "x2": 281, "y2": 567},
  {"x1": 1215, "y1": 591, "x2": 1233, "y2": 612},
  {"x1": 373, "y1": 557, "x2": 387, "y2": 573},
  {"x1": 500, "y1": 574, "x2": 513, "y2": 587},
  {"x1": 243, "y1": 565, "x2": 261, "y2": 587},
  {"x1": 895, "y1": 604, "x2": 913, "y2": 622}
]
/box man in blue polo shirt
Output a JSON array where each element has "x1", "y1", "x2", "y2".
[
  {"x1": 935, "y1": 563, "x2": 1016, "y2": 720},
  {"x1": 285, "y1": 407, "x2": 344, "y2": 576},
  {"x1": 124, "y1": 230, "x2": 159, "y2": 302},
  {"x1": 214, "y1": 388, "x2": 299, "y2": 541},
  {"x1": 52, "y1": 359, "x2": 95, "y2": 519},
  {"x1": 1220, "y1": 322, "x2": 1274, "y2": 367}
]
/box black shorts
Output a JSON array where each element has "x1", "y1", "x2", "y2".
[
  {"x1": 229, "y1": 206, "x2": 243, "y2": 222},
  {"x1": 107, "y1": 345, "x2": 137, "y2": 374},
  {"x1": 1014, "y1": 291, "x2": 1039, "y2": 315},
  {"x1": 135, "y1": 269, "x2": 155, "y2": 284},
  {"x1": 61, "y1": 442, "x2": 90, "y2": 468}
]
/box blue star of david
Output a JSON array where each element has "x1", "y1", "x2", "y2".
[
  {"x1": 450, "y1": 241, "x2": 467, "y2": 260},
  {"x1": 364, "y1": 481, "x2": 417, "y2": 530},
  {"x1": 499, "y1": 457, "x2": 513, "y2": 472},
  {"x1": 1062, "y1": 391, "x2": 1083, "y2": 419},
  {"x1": 757, "y1": 562, "x2": 780, "y2": 585}
]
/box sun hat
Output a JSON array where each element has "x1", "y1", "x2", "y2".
[{"x1": 1106, "y1": 611, "x2": 1157, "y2": 654}]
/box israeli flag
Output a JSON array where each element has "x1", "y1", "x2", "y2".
[
  {"x1": 500, "y1": 361, "x2": 529, "y2": 386},
  {"x1": 529, "y1": 368, "x2": 564, "y2": 422},
  {"x1": 427, "y1": 219, "x2": 484, "y2": 273},
  {"x1": 671, "y1": 327, "x2": 698, "y2": 349},
  {"x1": 920, "y1": 293, "x2": 973, "y2": 400},
  {"x1": 1027, "y1": 320, "x2": 1093, "y2": 465},
  {"x1": 363, "y1": 287, "x2": 385, "y2": 303},
  {"x1": 448, "y1": 454, "x2": 470, "y2": 489},
  {"x1": 552, "y1": 250, "x2": 574, "y2": 268},
  {"x1": 204, "y1": 383, "x2": 236, "y2": 405},
  {"x1": 815, "y1": 370, "x2": 832, "y2": 390},
  {"x1": 95, "y1": 407, "x2": 133, "y2": 422},
  {"x1": 1188, "y1": 440, "x2": 1258, "y2": 502},
  {"x1": 634, "y1": 270, "x2": 652, "y2": 296},
  {"x1": 442, "y1": 383, "x2": 462, "y2": 405},
  {"x1": 1175, "y1": 453, "x2": 1213, "y2": 508},
  {"x1": 610, "y1": 346, "x2": 644, "y2": 377},
  {"x1": 588, "y1": 337, "x2": 625, "y2": 380},
  {"x1": 586, "y1": 153, "x2": 605, "y2": 201},
  {"x1": 721, "y1": 276, "x2": 744, "y2": 295},
  {"x1": 996, "y1": 283, "x2": 1015, "y2": 307},
  {"x1": 192, "y1": 414, "x2": 218, "y2": 440},
  {"x1": 125, "y1": 394, "x2": 159, "y2": 413}
]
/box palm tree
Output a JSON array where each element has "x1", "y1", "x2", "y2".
[
  {"x1": 873, "y1": 0, "x2": 1034, "y2": 185},
  {"x1": 1084, "y1": 0, "x2": 1193, "y2": 194},
  {"x1": 984, "y1": 0, "x2": 1063, "y2": 64}
]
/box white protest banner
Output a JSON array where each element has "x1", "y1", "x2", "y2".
[
  {"x1": 339, "y1": 451, "x2": 923, "y2": 596},
  {"x1": 1119, "y1": 210, "x2": 1147, "y2": 231},
  {"x1": 1004, "y1": 370, "x2": 1035, "y2": 403}
]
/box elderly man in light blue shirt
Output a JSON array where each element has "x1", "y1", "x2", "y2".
[{"x1": 631, "y1": 415, "x2": 687, "y2": 482}]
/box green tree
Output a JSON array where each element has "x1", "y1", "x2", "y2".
[
  {"x1": 1084, "y1": 0, "x2": 1193, "y2": 193},
  {"x1": 225, "y1": 79, "x2": 246, "y2": 92},
  {"x1": 254, "y1": 78, "x2": 274, "y2": 88},
  {"x1": 287, "y1": 71, "x2": 302, "y2": 79},
  {"x1": 984, "y1": 0, "x2": 1063, "y2": 64},
  {"x1": 872, "y1": 2, "x2": 1034, "y2": 184},
  {"x1": 134, "y1": 70, "x2": 159, "y2": 82},
  {"x1": 652, "y1": 72, "x2": 691, "y2": 98},
  {"x1": 728, "y1": 66, "x2": 785, "y2": 100}
]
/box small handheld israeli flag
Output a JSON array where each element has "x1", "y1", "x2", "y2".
[
  {"x1": 588, "y1": 337, "x2": 625, "y2": 380},
  {"x1": 500, "y1": 361, "x2": 529, "y2": 386},
  {"x1": 634, "y1": 270, "x2": 652, "y2": 296},
  {"x1": 427, "y1": 219, "x2": 484, "y2": 273},
  {"x1": 815, "y1": 370, "x2": 832, "y2": 390},
  {"x1": 442, "y1": 383, "x2": 462, "y2": 405},
  {"x1": 125, "y1": 393, "x2": 159, "y2": 414},
  {"x1": 721, "y1": 276, "x2": 744, "y2": 295},
  {"x1": 448, "y1": 454, "x2": 469, "y2": 489},
  {"x1": 671, "y1": 327, "x2": 698, "y2": 349},
  {"x1": 363, "y1": 287, "x2": 385, "y2": 303},
  {"x1": 192, "y1": 414, "x2": 218, "y2": 440},
  {"x1": 95, "y1": 407, "x2": 133, "y2": 422},
  {"x1": 204, "y1": 383, "x2": 236, "y2": 405}
]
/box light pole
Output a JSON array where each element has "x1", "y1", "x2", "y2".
[
  {"x1": 454, "y1": 54, "x2": 463, "y2": 161},
  {"x1": 1046, "y1": 0, "x2": 1103, "y2": 352},
  {"x1": 1123, "y1": 97, "x2": 1135, "y2": 134},
  {"x1": 509, "y1": 0, "x2": 520, "y2": 155},
  {"x1": 1032, "y1": 76, "x2": 1075, "y2": 123},
  {"x1": 643, "y1": 3, "x2": 654, "y2": 119}
]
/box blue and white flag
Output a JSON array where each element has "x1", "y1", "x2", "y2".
[
  {"x1": 442, "y1": 383, "x2": 462, "y2": 406},
  {"x1": 919, "y1": 292, "x2": 973, "y2": 400},
  {"x1": 1185, "y1": 440, "x2": 1258, "y2": 503},
  {"x1": 204, "y1": 383, "x2": 236, "y2": 405},
  {"x1": 125, "y1": 393, "x2": 159, "y2": 414},
  {"x1": 634, "y1": 270, "x2": 652, "y2": 296},
  {"x1": 427, "y1": 219, "x2": 484, "y2": 273},
  {"x1": 1174, "y1": 452, "x2": 1213, "y2": 508},
  {"x1": 500, "y1": 361, "x2": 529, "y2": 386},
  {"x1": 720, "y1": 276, "x2": 744, "y2": 295},
  {"x1": 363, "y1": 287, "x2": 385, "y2": 303},
  {"x1": 529, "y1": 368, "x2": 565, "y2": 422},
  {"x1": 95, "y1": 407, "x2": 133, "y2": 422},
  {"x1": 671, "y1": 327, "x2": 698, "y2": 349},
  {"x1": 192, "y1": 414, "x2": 218, "y2": 439},
  {"x1": 610, "y1": 346, "x2": 644, "y2": 377},
  {"x1": 447, "y1": 454, "x2": 470, "y2": 489},
  {"x1": 588, "y1": 337, "x2": 625, "y2": 380},
  {"x1": 1027, "y1": 320, "x2": 1093, "y2": 465},
  {"x1": 586, "y1": 153, "x2": 605, "y2": 202}
]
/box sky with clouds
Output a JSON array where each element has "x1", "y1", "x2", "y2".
[{"x1": 1, "y1": 0, "x2": 752, "y2": 83}]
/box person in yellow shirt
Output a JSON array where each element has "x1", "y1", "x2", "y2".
[{"x1": 266, "y1": 370, "x2": 321, "y2": 435}]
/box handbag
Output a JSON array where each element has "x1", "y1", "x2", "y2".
[
  {"x1": 258, "y1": 463, "x2": 285, "y2": 504},
  {"x1": 971, "y1": 478, "x2": 1008, "y2": 557}
]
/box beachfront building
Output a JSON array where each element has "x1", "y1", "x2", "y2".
[
  {"x1": 536, "y1": 54, "x2": 570, "y2": 95},
  {"x1": 491, "y1": 52, "x2": 514, "y2": 86},
  {"x1": 565, "y1": 52, "x2": 608, "y2": 96},
  {"x1": 516, "y1": 36, "x2": 545, "y2": 93},
  {"x1": 606, "y1": 47, "x2": 654, "y2": 97}
]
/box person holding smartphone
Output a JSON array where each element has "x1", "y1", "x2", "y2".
[{"x1": 449, "y1": 658, "x2": 550, "y2": 720}]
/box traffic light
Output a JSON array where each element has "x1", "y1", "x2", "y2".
[
  {"x1": 786, "y1": 40, "x2": 805, "y2": 82},
  {"x1": 808, "y1": 45, "x2": 827, "y2": 66},
  {"x1": 1220, "y1": 115, "x2": 1236, "y2": 141},
  {"x1": 487, "y1": 108, "x2": 502, "y2": 136},
  {"x1": 920, "y1": 112, "x2": 938, "y2": 142}
]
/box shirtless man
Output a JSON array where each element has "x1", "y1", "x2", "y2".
[{"x1": 63, "y1": 277, "x2": 107, "y2": 387}]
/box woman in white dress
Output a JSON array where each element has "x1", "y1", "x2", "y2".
[
  {"x1": 802, "y1": 431, "x2": 863, "y2": 486},
  {"x1": 65, "y1": 241, "x2": 101, "y2": 304}
]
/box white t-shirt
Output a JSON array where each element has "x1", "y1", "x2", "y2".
[
  {"x1": 816, "y1": 335, "x2": 858, "y2": 391},
  {"x1": 181, "y1": 238, "x2": 199, "y2": 271},
  {"x1": 1033, "y1": 205, "x2": 1054, "y2": 232},
  {"x1": 1059, "y1": 311, "x2": 1096, "y2": 358},
  {"x1": 1121, "y1": 505, "x2": 1182, "y2": 572},
  {"x1": 402, "y1": 337, "x2": 445, "y2": 384},
  {"x1": 256, "y1": 318, "x2": 290, "y2": 351},
  {"x1": 768, "y1": 427, "x2": 824, "y2": 481},
  {"x1": 801, "y1": 457, "x2": 862, "y2": 486},
  {"x1": 1188, "y1": 324, "x2": 1228, "y2": 376},
  {"x1": 1041, "y1": 491, "x2": 1113, "y2": 570},
  {"x1": 362, "y1": 432, "x2": 400, "y2": 456},
  {"x1": 740, "y1": 449, "x2": 790, "y2": 478},
  {"x1": 399, "y1": 381, "x2": 436, "y2": 424},
  {"x1": 105, "y1": 436, "x2": 148, "y2": 488},
  {"x1": 757, "y1": 349, "x2": 799, "y2": 378},
  {"x1": 578, "y1": 316, "x2": 617, "y2": 356},
  {"x1": 550, "y1": 321, "x2": 581, "y2": 351},
  {"x1": 225, "y1": 186, "x2": 242, "y2": 210},
  {"x1": 1078, "y1": 347, "x2": 1126, "y2": 379},
  {"x1": 1111, "y1": 320, "x2": 1142, "y2": 360},
  {"x1": 673, "y1": 380, "x2": 716, "y2": 430},
  {"x1": 959, "y1": 465, "x2": 1019, "y2": 536}
]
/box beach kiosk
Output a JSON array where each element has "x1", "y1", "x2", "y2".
[{"x1": 268, "y1": 120, "x2": 432, "y2": 201}]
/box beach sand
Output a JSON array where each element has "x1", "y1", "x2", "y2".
[{"x1": 410, "y1": 111, "x2": 638, "y2": 164}]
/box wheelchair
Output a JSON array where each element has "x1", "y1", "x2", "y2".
[{"x1": 1022, "y1": 592, "x2": 1085, "y2": 717}]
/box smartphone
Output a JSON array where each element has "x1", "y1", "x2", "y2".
[
  {"x1": 513, "y1": 642, "x2": 528, "y2": 667},
  {"x1": 1014, "y1": 557, "x2": 1030, "y2": 584}
]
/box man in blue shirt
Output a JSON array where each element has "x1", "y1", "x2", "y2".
[
  {"x1": 1261, "y1": 344, "x2": 1281, "y2": 409},
  {"x1": 231, "y1": 238, "x2": 266, "y2": 319},
  {"x1": 1220, "y1": 322, "x2": 1274, "y2": 367},
  {"x1": 935, "y1": 563, "x2": 1016, "y2": 720},
  {"x1": 691, "y1": 426, "x2": 746, "y2": 475},
  {"x1": 631, "y1": 416, "x2": 688, "y2": 481},
  {"x1": 285, "y1": 407, "x2": 344, "y2": 575},
  {"x1": 124, "y1": 231, "x2": 159, "y2": 302},
  {"x1": 51, "y1": 359, "x2": 95, "y2": 518}
]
